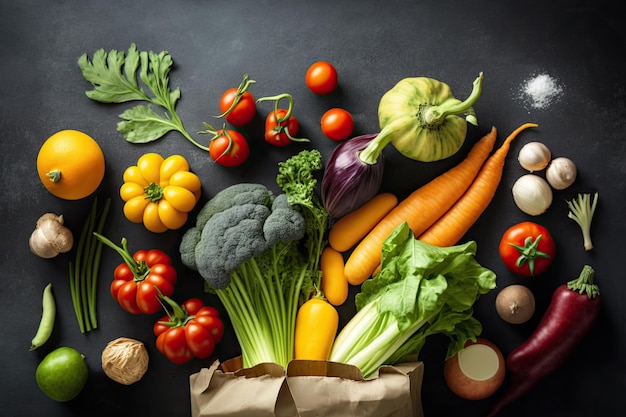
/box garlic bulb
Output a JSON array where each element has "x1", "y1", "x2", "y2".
[
  {"x1": 101, "y1": 337, "x2": 149, "y2": 385},
  {"x1": 518, "y1": 142, "x2": 551, "y2": 172},
  {"x1": 546, "y1": 157, "x2": 577, "y2": 190},
  {"x1": 512, "y1": 174, "x2": 553, "y2": 216},
  {"x1": 29, "y1": 213, "x2": 74, "y2": 258}
]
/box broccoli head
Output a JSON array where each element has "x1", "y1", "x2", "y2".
[
  {"x1": 180, "y1": 184, "x2": 305, "y2": 289},
  {"x1": 179, "y1": 183, "x2": 273, "y2": 271}
]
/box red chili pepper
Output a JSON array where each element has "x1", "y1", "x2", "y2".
[
  {"x1": 153, "y1": 294, "x2": 224, "y2": 364},
  {"x1": 94, "y1": 233, "x2": 177, "y2": 315},
  {"x1": 486, "y1": 265, "x2": 600, "y2": 416}
]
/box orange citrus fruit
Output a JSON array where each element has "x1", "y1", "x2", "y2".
[{"x1": 36, "y1": 130, "x2": 106, "y2": 200}]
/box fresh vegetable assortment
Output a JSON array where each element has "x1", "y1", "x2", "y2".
[
  {"x1": 486, "y1": 265, "x2": 601, "y2": 416},
  {"x1": 320, "y1": 73, "x2": 484, "y2": 218},
  {"x1": 26, "y1": 42, "x2": 605, "y2": 416}
]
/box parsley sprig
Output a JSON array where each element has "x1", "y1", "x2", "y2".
[{"x1": 78, "y1": 43, "x2": 208, "y2": 150}]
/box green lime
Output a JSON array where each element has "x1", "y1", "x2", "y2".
[{"x1": 35, "y1": 346, "x2": 88, "y2": 402}]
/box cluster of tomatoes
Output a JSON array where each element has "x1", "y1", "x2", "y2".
[
  {"x1": 207, "y1": 61, "x2": 354, "y2": 167},
  {"x1": 101, "y1": 234, "x2": 224, "y2": 364}
]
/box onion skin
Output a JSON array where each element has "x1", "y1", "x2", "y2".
[{"x1": 321, "y1": 134, "x2": 385, "y2": 219}]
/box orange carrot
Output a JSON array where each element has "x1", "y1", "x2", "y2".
[
  {"x1": 344, "y1": 127, "x2": 498, "y2": 286},
  {"x1": 320, "y1": 247, "x2": 349, "y2": 306},
  {"x1": 419, "y1": 123, "x2": 538, "y2": 247},
  {"x1": 329, "y1": 193, "x2": 398, "y2": 252}
]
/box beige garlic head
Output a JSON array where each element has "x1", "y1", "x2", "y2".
[
  {"x1": 29, "y1": 213, "x2": 74, "y2": 258},
  {"x1": 101, "y1": 337, "x2": 149, "y2": 385}
]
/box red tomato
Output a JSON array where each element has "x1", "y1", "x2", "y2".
[
  {"x1": 182, "y1": 298, "x2": 205, "y2": 315},
  {"x1": 153, "y1": 298, "x2": 224, "y2": 364},
  {"x1": 321, "y1": 108, "x2": 354, "y2": 141},
  {"x1": 264, "y1": 109, "x2": 301, "y2": 147},
  {"x1": 305, "y1": 61, "x2": 338, "y2": 95},
  {"x1": 209, "y1": 129, "x2": 250, "y2": 167},
  {"x1": 156, "y1": 327, "x2": 194, "y2": 364},
  {"x1": 216, "y1": 74, "x2": 256, "y2": 126},
  {"x1": 110, "y1": 248, "x2": 177, "y2": 315},
  {"x1": 499, "y1": 221, "x2": 555, "y2": 277},
  {"x1": 219, "y1": 90, "x2": 256, "y2": 126}
]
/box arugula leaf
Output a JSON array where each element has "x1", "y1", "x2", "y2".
[{"x1": 78, "y1": 44, "x2": 207, "y2": 149}]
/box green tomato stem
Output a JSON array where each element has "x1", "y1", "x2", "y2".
[
  {"x1": 507, "y1": 234, "x2": 550, "y2": 276},
  {"x1": 93, "y1": 233, "x2": 150, "y2": 281},
  {"x1": 214, "y1": 74, "x2": 256, "y2": 118}
]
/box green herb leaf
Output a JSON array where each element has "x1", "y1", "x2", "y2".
[
  {"x1": 117, "y1": 105, "x2": 179, "y2": 143},
  {"x1": 78, "y1": 44, "x2": 147, "y2": 103},
  {"x1": 78, "y1": 44, "x2": 206, "y2": 149}
]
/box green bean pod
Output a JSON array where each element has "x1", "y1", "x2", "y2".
[{"x1": 30, "y1": 283, "x2": 56, "y2": 351}]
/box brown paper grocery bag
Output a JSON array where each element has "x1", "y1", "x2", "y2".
[
  {"x1": 189, "y1": 359, "x2": 298, "y2": 417},
  {"x1": 190, "y1": 358, "x2": 424, "y2": 417},
  {"x1": 286, "y1": 360, "x2": 424, "y2": 417}
]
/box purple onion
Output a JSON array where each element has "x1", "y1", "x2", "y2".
[{"x1": 322, "y1": 133, "x2": 385, "y2": 219}]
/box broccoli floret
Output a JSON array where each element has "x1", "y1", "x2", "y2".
[
  {"x1": 179, "y1": 183, "x2": 273, "y2": 271},
  {"x1": 264, "y1": 193, "x2": 306, "y2": 245},
  {"x1": 183, "y1": 185, "x2": 305, "y2": 289}
]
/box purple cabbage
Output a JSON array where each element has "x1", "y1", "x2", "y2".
[{"x1": 321, "y1": 133, "x2": 385, "y2": 219}]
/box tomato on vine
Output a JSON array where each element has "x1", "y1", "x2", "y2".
[
  {"x1": 499, "y1": 221, "x2": 555, "y2": 277},
  {"x1": 215, "y1": 74, "x2": 257, "y2": 126},
  {"x1": 321, "y1": 108, "x2": 354, "y2": 141},
  {"x1": 200, "y1": 124, "x2": 250, "y2": 167},
  {"x1": 305, "y1": 61, "x2": 338, "y2": 95},
  {"x1": 153, "y1": 294, "x2": 224, "y2": 364},
  {"x1": 94, "y1": 234, "x2": 177, "y2": 314},
  {"x1": 257, "y1": 93, "x2": 309, "y2": 147}
]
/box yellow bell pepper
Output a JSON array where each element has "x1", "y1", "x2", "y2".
[{"x1": 120, "y1": 153, "x2": 201, "y2": 233}]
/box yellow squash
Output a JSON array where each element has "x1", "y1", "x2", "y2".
[{"x1": 120, "y1": 153, "x2": 201, "y2": 233}]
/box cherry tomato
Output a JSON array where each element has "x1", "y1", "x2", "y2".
[
  {"x1": 264, "y1": 109, "x2": 301, "y2": 147},
  {"x1": 321, "y1": 108, "x2": 354, "y2": 141},
  {"x1": 209, "y1": 129, "x2": 250, "y2": 167},
  {"x1": 305, "y1": 61, "x2": 338, "y2": 95},
  {"x1": 217, "y1": 75, "x2": 257, "y2": 126},
  {"x1": 499, "y1": 221, "x2": 555, "y2": 277}
]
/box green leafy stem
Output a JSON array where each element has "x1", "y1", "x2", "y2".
[{"x1": 78, "y1": 43, "x2": 208, "y2": 151}]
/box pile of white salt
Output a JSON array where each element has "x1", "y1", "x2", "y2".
[{"x1": 521, "y1": 73, "x2": 563, "y2": 109}]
